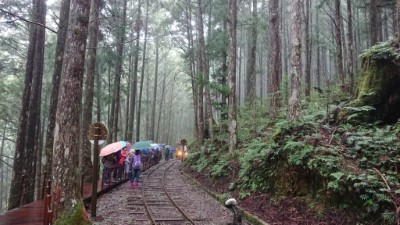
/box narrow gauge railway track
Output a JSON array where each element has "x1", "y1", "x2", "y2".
[{"x1": 127, "y1": 159, "x2": 208, "y2": 225}]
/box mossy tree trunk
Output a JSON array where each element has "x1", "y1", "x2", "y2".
[
  {"x1": 355, "y1": 43, "x2": 400, "y2": 124},
  {"x1": 51, "y1": 0, "x2": 91, "y2": 221}
]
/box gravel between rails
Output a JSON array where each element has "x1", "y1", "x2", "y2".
[{"x1": 90, "y1": 159, "x2": 249, "y2": 225}]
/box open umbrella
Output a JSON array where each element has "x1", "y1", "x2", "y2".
[
  {"x1": 132, "y1": 141, "x2": 152, "y2": 149},
  {"x1": 100, "y1": 141, "x2": 129, "y2": 156}
]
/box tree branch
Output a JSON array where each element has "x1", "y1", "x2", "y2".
[{"x1": 0, "y1": 8, "x2": 57, "y2": 34}]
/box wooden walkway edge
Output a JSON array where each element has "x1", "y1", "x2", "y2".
[{"x1": 0, "y1": 179, "x2": 128, "y2": 225}]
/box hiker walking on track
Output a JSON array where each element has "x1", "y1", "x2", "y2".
[{"x1": 129, "y1": 149, "x2": 142, "y2": 189}]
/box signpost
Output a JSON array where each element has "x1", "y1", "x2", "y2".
[{"x1": 87, "y1": 122, "x2": 108, "y2": 217}]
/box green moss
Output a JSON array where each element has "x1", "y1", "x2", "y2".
[
  {"x1": 359, "y1": 40, "x2": 400, "y2": 60},
  {"x1": 54, "y1": 201, "x2": 91, "y2": 225}
]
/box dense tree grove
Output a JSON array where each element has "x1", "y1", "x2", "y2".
[{"x1": 0, "y1": 0, "x2": 399, "y2": 223}]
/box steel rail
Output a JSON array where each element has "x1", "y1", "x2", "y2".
[{"x1": 141, "y1": 159, "x2": 197, "y2": 225}]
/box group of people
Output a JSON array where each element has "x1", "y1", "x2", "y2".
[{"x1": 101, "y1": 143, "x2": 178, "y2": 189}]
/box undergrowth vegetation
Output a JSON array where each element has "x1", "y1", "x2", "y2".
[{"x1": 184, "y1": 96, "x2": 400, "y2": 224}]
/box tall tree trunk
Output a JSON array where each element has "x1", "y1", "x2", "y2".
[
  {"x1": 316, "y1": 10, "x2": 321, "y2": 89},
  {"x1": 185, "y1": 0, "x2": 199, "y2": 143},
  {"x1": 246, "y1": 0, "x2": 257, "y2": 108},
  {"x1": 24, "y1": 0, "x2": 46, "y2": 204},
  {"x1": 288, "y1": 0, "x2": 302, "y2": 122},
  {"x1": 9, "y1": 0, "x2": 38, "y2": 210},
  {"x1": 156, "y1": 72, "x2": 167, "y2": 141},
  {"x1": 0, "y1": 119, "x2": 8, "y2": 210},
  {"x1": 51, "y1": 0, "x2": 91, "y2": 221},
  {"x1": 220, "y1": 19, "x2": 228, "y2": 121},
  {"x1": 128, "y1": 0, "x2": 142, "y2": 142},
  {"x1": 370, "y1": 0, "x2": 380, "y2": 45},
  {"x1": 196, "y1": 0, "x2": 212, "y2": 141},
  {"x1": 150, "y1": 37, "x2": 159, "y2": 141},
  {"x1": 347, "y1": 0, "x2": 355, "y2": 97},
  {"x1": 110, "y1": 0, "x2": 128, "y2": 142},
  {"x1": 397, "y1": 0, "x2": 400, "y2": 43},
  {"x1": 136, "y1": 0, "x2": 149, "y2": 141},
  {"x1": 96, "y1": 64, "x2": 102, "y2": 122},
  {"x1": 44, "y1": 0, "x2": 71, "y2": 179},
  {"x1": 334, "y1": 0, "x2": 345, "y2": 92},
  {"x1": 146, "y1": 59, "x2": 150, "y2": 139},
  {"x1": 227, "y1": 0, "x2": 237, "y2": 153},
  {"x1": 268, "y1": 0, "x2": 281, "y2": 119},
  {"x1": 303, "y1": 0, "x2": 312, "y2": 98},
  {"x1": 80, "y1": 0, "x2": 99, "y2": 180}
]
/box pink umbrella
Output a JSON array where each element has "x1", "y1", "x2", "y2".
[{"x1": 100, "y1": 141, "x2": 128, "y2": 157}]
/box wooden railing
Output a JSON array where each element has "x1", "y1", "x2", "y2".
[{"x1": 41, "y1": 155, "x2": 161, "y2": 224}]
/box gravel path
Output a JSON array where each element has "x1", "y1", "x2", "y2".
[{"x1": 90, "y1": 159, "x2": 247, "y2": 225}]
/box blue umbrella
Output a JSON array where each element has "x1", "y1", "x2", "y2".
[{"x1": 132, "y1": 141, "x2": 152, "y2": 149}]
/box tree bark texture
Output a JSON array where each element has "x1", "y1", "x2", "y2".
[
  {"x1": 24, "y1": 0, "x2": 46, "y2": 203},
  {"x1": 397, "y1": 0, "x2": 400, "y2": 42},
  {"x1": 111, "y1": 0, "x2": 128, "y2": 142},
  {"x1": 246, "y1": 0, "x2": 257, "y2": 108},
  {"x1": 347, "y1": 0, "x2": 355, "y2": 96},
  {"x1": 185, "y1": 0, "x2": 199, "y2": 143},
  {"x1": 288, "y1": 0, "x2": 302, "y2": 122},
  {"x1": 370, "y1": 0, "x2": 380, "y2": 45},
  {"x1": 9, "y1": 0, "x2": 39, "y2": 210},
  {"x1": 81, "y1": 0, "x2": 99, "y2": 181},
  {"x1": 304, "y1": 0, "x2": 312, "y2": 98},
  {"x1": 268, "y1": 0, "x2": 281, "y2": 119},
  {"x1": 196, "y1": 0, "x2": 213, "y2": 142},
  {"x1": 227, "y1": 0, "x2": 237, "y2": 153},
  {"x1": 44, "y1": 0, "x2": 71, "y2": 182},
  {"x1": 150, "y1": 37, "x2": 159, "y2": 141},
  {"x1": 51, "y1": 0, "x2": 90, "y2": 220},
  {"x1": 136, "y1": 0, "x2": 148, "y2": 142},
  {"x1": 334, "y1": 0, "x2": 345, "y2": 92},
  {"x1": 355, "y1": 53, "x2": 400, "y2": 124},
  {"x1": 128, "y1": 0, "x2": 141, "y2": 142}
]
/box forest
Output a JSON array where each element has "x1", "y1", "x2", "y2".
[{"x1": 0, "y1": 0, "x2": 399, "y2": 224}]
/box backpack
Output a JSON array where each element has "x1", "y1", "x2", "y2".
[{"x1": 132, "y1": 154, "x2": 141, "y2": 169}]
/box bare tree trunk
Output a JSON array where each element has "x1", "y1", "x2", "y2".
[
  {"x1": 185, "y1": 0, "x2": 199, "y2": 142},
  {"x1": 128, "y1": 0, "x2": 142, "y2": 142},
  {"x1": 370, "y1": 0, "x2": 380, "y2": 45},
  {"x1": 111, "y1": 0, "x2": 128, "y2": 142},
  {"x1": 316, "y1": 10, "x2": 321, "y2": 89},
  {"x1": 268, "y1": 0, "x2": 281, "y2": 119},
  {"x1": 146, "y1": 59, "x2": 150, "y2": 139},
  {"x1": 80, "y1": 0, "x2": 99, "y2": 181},
  {"x1": 25, "y1": 0, "x2": 46, "y2": 204},
  {"x1": 288, "y1": 0, "x2": 302, "y2": 122},
  {"x1": 156, "y1": 72, "x2": 167, "y2": 141},
  {"x1": 347, "y1": 0, "x2": 355, "y2": 96},
  {"x1": 303, "y1": 0, "x2": 312, "y2": 98},
  {"x1": 136, "y1": 0, "x2": 149, "y2": 141},
  {"x1": 397, "y1": 0, "x2": 400, "y2": 43},
  {"x1": 334, "y1": 0, "x2": 345, "y2": 92},
  {"x1": 246, "y1": 0, "x2": 257, "y2": 108},
  {"x1": 196, "y1": 0, "x2": 213, "y2": 141},
  {"x1": 9, "y1": 0, "x2": 38, "y2": 210},
  {"x1": 96, "y1": 64, "x2": 102, "y2": 122},
  {"x1": 51, "y1": 0, "x2": 91, "y2": 221},
  {"x1": 44, "y1": 0, "x2": 70, "y2": 178},
  {"x1": 227, "y1": 0, "x2": 237, "y2": 153},
  {"x1": 150, "y1": 37, "x2": 159, "y2": 141},
  {"x1": 0, "y1": 119, "x2": 8, "y2": 210}
]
